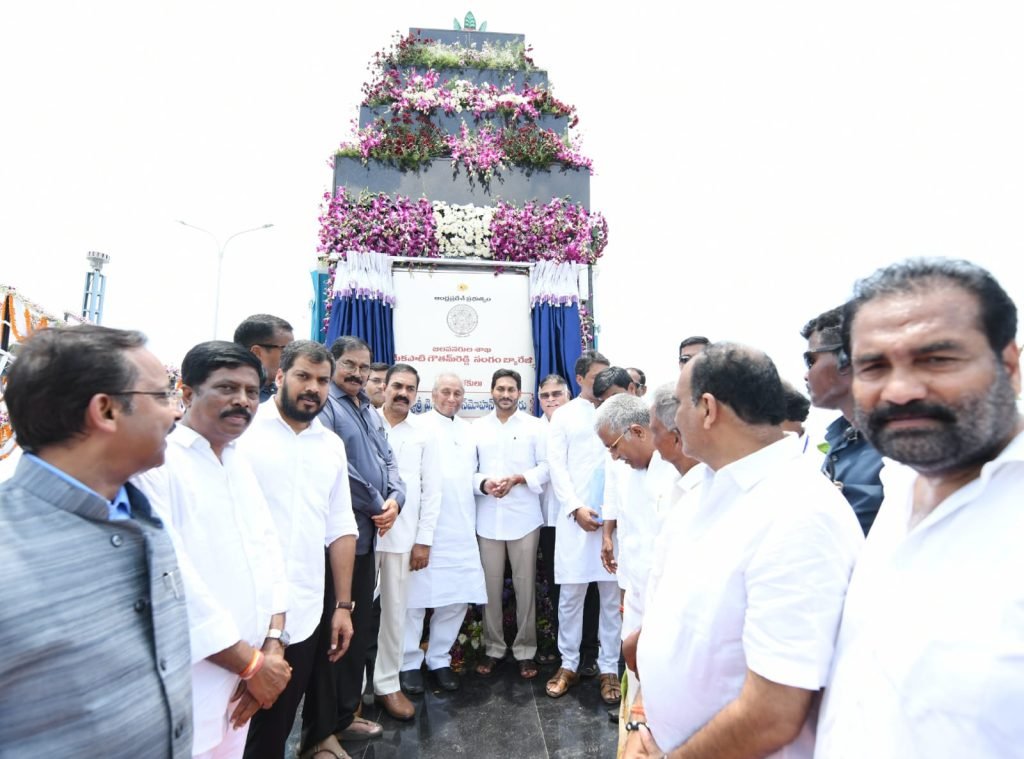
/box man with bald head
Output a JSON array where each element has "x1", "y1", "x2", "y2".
[
  {"x1": 625, "y1": 343, "x2": 862, "y2": 759},
  {"x1": 401, "y1": 373, "x2": 486, "y2": 693}
]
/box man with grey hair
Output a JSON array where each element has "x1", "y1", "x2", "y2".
[
  {"x1": 816, "y1": 259, "x2": 1023, "y2": 758},
  {"x1": 402, "y1": 372, "x2": 486, "y2": 693}
]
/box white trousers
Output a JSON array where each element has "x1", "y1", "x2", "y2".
[
  {"x1": 557, "y1": 580, "x2": 621, "y2": 674},
  {"x1": 193, "y1": 711, "x2": 249, "y2": 759},
  {"x1": 478, "y1": 529, "x2": 540, "y2": 661},
  {"x1": 373, "y1": 550, "x2": 410, "y2": 695},
  {"x1": 402, "y1": 602, "x2": 468, "y2": 671}
]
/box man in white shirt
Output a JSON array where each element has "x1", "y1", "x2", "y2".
[
  {"x1": 402, "y1": 372, "x2": 486, "y2": 692},
  {"x1": 545, "y1": 350, "x2": 623, "y2": 700},
  {"x1": 135, "y1": 342, "x2": 293, "y2": 759},
  {"x1": 473, "y1": 369, "x2": 549, "y2": 680},
  {"x1": 377, "y1": 363, "x2": 441, "y2": 718},
  {"x1": 236, "y1": 341, "x2": 359, "y2": 759},
  {"x1": 815, "y1": 258, "x2": 1024, "y2": 758},
  {"x1": 626, "y1": 342, "x2": 863, "y2": 759}
]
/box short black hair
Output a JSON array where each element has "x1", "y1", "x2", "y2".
[
  {"x1": 5, "y1": 326, "x2": 148, "y2": 452},
  {"x1": 369, "y1": 362, "x2": 390, "y2": 373},
  {"x1": 281, "y1": 340, "x2": 334, "y2": 375},
  {"x1": 593, "y1": 366, "x2": 633, "y2": 398},
  {"x1": 678, "y1": 336, "x2": 710, "y2": 353},
  {"x1": 842, "y1": 258, "x2": 1018, "y2": 357},
  {"x1": 329, "y1": 335, "x2": 371, "y2": 360},
  {"x1": 385, "y1": 362, "x2": 420, "y2": 387},
  {"x1": 539, "y1": 373, "x2": 568, "y2": 388},
  {"x1": 491, "y1": 368, "x2": 522, "y2": 390},
  {"x1": 233, "y1": 314, "x2": 293, "y2": 348},
  {"x1": 688, "y1": 343, "x2": 785, "y2": 426},
  {"x1": 781, "y1": 381, "x2": 811, "y2": 423},
  {"x1": 181, "y1": 340, "x2": 264, "y2": 388},
  {"x1": 800, "y1": 306, "x2": 843, "y2": 344},
  {"x1": 626, "y1": 367, "x2": 646, "y2": 387},
  {"x1": 575, "y1": 349, "x2": 609, "y2": 378}
]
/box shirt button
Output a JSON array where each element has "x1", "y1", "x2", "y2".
[
  {"x1": 110, "y1": 534, "x2": 124, "y2": 547},
  {"x1": 134, "y1": 598, "x2": 149, "y2": 613},
  {"x1": 159, "y1": 658, "x2": 168, "y2": 672}
]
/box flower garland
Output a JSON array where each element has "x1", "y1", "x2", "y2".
[
  {"x1": 432, "y1": 201, "x2": 493, "y2": 258},
  {"x1": 489, "y1": 198, "x2": 608, "y2": 264}
]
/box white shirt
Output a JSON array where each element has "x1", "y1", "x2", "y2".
[
  {"x1": 134, "y1": 424, "x2": 288, "y2": 755},
  {"x1": 547, "y1": 397, "x2": 608, "y2": 584},
  {"x1": 538, "y1": 415, "x2": 559, "y2": 526},
  {"x1": 601, "y1": 457, "x2": 638, "y2": 592},
  {"x1": 815, "y1": 430, "x2": 1024, "y2": 759},
  {"x1": 235, "y1": 399, "x2": 358, "y2": 644},
  {"x1": 637, "y1": 435, "x2": 863, "y2": 757},
  {"x1": 473, "y1": 410, "x2": 549, "y2": 541},
  {"x1": 379, "y1": 411, "x2": 442, "y2": 553}
]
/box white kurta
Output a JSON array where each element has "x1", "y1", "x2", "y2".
[
  {"x1": 405, "y1": 410, "x2": 486, "y2": 608},
  {"x1": 547, "y1": 397, "x2": 608, "y2": 584},
  {"x1": 235, "y1": 400, "x2": 358, "y2": 645},
  {"x1": 378, "y1": 412, "x2": 442, "y2": 553},
  {"x1": 134, "y1": 425, "x2": 288, "y2": 756},
  {"x1": 473, "y1": 410, "x2": 549, "y2": 541},
  {"x1": 538, "y1": 415, "x2": 560, "y2": 527},
  {"x1": 815, "y1": 430, "x2": 1024, "y2": 759},
  {"x1": 637, "y1": 436, "x2": 863, "y2": 757}
]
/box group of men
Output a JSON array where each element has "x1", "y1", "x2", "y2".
[{"x1": 1, "y1": 257, "x2": 1021, "y2": 759}]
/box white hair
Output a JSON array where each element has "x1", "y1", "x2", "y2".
[
  {"x1": 650, "y1": 382, "x2": 680, "y2": 432},
  {"x1": 594, "y1": 392, "x2": 649, "y2": 436}
]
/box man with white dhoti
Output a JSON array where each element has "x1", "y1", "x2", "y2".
[
  {"x1": 545, "y1": 350, "x2": 622, "y2": 701},
  {"x1": 401, "y1": 372, "x2": 486, "y2": 693}
]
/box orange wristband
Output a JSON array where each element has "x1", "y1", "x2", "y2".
[{"x1": 239, "y1": 649, "x2": 264, "y2": 680}]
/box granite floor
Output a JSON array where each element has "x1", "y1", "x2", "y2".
[{"x1": 285, "y1": 659, "x2": 619, "y2": 759}]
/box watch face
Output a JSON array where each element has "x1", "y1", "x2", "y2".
[{"x1": 280, "y1": 631, "x2": 291, "y2": 647}]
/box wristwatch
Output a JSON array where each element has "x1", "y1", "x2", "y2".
[
  {"x1": 335, "y1": 600, "x2": 356, "y2": 612},
  {"x1": 265, "y1": 628, "x2": 291, "y2": 647}
]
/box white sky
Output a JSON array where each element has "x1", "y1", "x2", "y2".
[{"x1": 3, "y1": 1, "x2": 1023, "y2": 432}]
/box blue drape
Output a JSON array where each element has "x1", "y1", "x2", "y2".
[
  {"x1": 310, "y1": 270, "x2": 329, "y2": 342},
  {"x1": 324, "y1": 294, "x2": 396, "y2": 365},
  {"x1": 532, "y1": 302, "x2": 582, "y2": 415}
]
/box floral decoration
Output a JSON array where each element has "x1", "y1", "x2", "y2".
[
  {"x1": 432, "y1": 201, "x2": 494, "y2": 257},
  {"x1": 489, "y1": 198, "x2": 608, "y2": 264}
]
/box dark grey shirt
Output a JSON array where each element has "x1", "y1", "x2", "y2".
[
  {"x1": 0, "y1": 457, "x2": 193, "y2": 758},
  {"x1": 823, "y1": 416, "x2": 885, "y2": 535},
  {"x1": 319, "y1": 383, "x2": 405, "y2": 554}
]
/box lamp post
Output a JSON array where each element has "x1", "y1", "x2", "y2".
[{"x1": 177, "y1": 220, "x2": 273, "y2": 337}]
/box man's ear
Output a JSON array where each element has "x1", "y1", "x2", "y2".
[
  {"x1": 701, "y1": 393, "x2": 719, "y2": 429},
  {"x1": 180, "y1": 385, "x2": 195, "y2": 409},
  {"x1": 1001, "y1": 341, "x2": 1021, "y2": 396},
  {"x1": 85, "y1": 394, "x2": 119, "y2": 433}
]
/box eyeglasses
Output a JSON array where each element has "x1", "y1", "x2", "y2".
[
  {"x1": 256, "y1": 343, "x2": 289, "y2": 351},
  {"x1": 339, "y1": 359, "x2": 371, "y2": 374},
  {"x1": 678, "y1": 354, "x2": 695, "y2": 366},
  {"x1": 539, "y1": 390, "x2": 565, "y2": 400},
  {"x1": 107, "y1": 390, "x2": 179, "y2": 406},
  {"x1": 803, "y1": 344, "x2": 843, "y2": 370},
  {"x1": 606, "y1": 429, "x2": 627, "y2": 453}
]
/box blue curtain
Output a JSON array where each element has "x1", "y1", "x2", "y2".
[
  {"x1": 309, "y1": 270, "x2": 329, "y2": 342},
  {"x1": 324, "y1": 294, "x2": 396, "y2": 365},
  {"x1": 532, "y1": 302, "x2": 582, "y2": 415}
]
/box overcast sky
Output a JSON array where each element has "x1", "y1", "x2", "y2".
[{"x1": 3, "y1": 1, "x2": 1022, "y2": 432}]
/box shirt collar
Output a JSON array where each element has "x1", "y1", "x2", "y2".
[
  {"x1": 25, "y1": 453, "x2": 132, "y2": 519},
  {"x1": 715, "y1": 434, "x2": 800, "y2": 492}
]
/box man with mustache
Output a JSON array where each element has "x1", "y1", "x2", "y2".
[
  {"x1": 816, "y1": 259, "x2": 1024, "y2": 758},
  {"x1": 304, "y1": 336, "x2": 404, "y2": 753},
  {"x1": 236, "y1": 341, "x2": 359, "y2": 759},
  {"x1": 376, "y1": 363, "x2": 441, "y2": 714},
  {"x1": 136, "y1": 341, "x2": 292, "y2": 759},
  {"x1": 800, "y1": 306, "x2": 884, "y2": 534}
]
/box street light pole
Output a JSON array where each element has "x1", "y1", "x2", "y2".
[{"x1": 177, "y1": 220, "x2": 274, "y2": 337}]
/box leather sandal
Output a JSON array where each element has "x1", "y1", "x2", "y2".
[
  {"x1": 599, "y1": 673, "x2": 622, "y2": 705},
  {"x1": 517, "y1": 659, "x2": 539, "y2": 680},
  {"x1": 545, "y1": 667, "x2": 579, "y2": 698},
  {"x1": 475, "y1": 655, "x2": 503, "y2": 678}
]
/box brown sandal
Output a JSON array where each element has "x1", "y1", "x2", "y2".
[
  {"x1": 545, "y1": 667, "x2": 579, "y2": 698},
  {"x1": 475, "y1": 655, "x2": 503, "y2": 677},
  {"x1": 517, "y1": 659, "x2": 539, "y2": 680},
  {"x1": 599, "y1": 673, "x2": 621, "y2": 705}
]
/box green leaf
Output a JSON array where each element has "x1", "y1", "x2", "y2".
[{"x1": 464, "y1": 11, "x2": 477, "y2": 29}]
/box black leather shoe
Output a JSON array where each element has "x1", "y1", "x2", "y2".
[
  {"x1": 400, "y1": 668, "x2": 424, "y2": 695},
  {"x1": 429, "y1": 666, "x2": 460, "y2": 692},
  {"x1": 579, "y1": 657, "x2": 599, "y2": 678}
]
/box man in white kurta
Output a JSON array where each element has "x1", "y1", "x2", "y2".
[
  {"x1": 235, "y1": 342, "x2": 359, "y2": 759},
  {"x1": 545, "y1": 351, "x2": 622, "y2": 698},
  {"x1": 376, "y1": 364, "x2": 441, "y2": 717},
  {"x1": 403, "y1": 373, "x2": 486, "y2": 691},
  {"x1": 814, "y1": 259, "x2": 1024, "y2": 758},
  {"x1": 473, "y1": 369, "x2": 549, "y2": 676},
  {"x1": 627, "y1": 343, "x2": 862, "y2": 759},
  {"x1": 135, "y1": 342, "x2": 291, "y2": 759}
]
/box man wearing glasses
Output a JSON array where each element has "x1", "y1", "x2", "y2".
[
  {"x1": 233, "y1": 314, "x2": 294, "y2": 403},
  {"x1": 304, "y1": 336, "x2": 405, "y2": 755},
  {"x1": 801, "y1": 307, "x2": 884, "y2": 534}
]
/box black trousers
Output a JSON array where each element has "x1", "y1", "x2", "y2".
[
  {"x1": 539, "y1": 525, "x2": 599, "y2": 659},
  {"x1": 242, "y1": 625, "x2": 319, "y2": 759},
  {"x1": 300, "y1": 548, "x2": 376, "y2": 752}
]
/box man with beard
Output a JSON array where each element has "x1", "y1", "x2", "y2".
[
  {"x1": 402, "y1": 373, "x2": 487, "y2": 692},
  {"x1": 305, "y1": 336, "x2": 404, "y2": 753},
  {"x1": 376, "y1": 363, "x2": 441, "y2": 716},
  {"x1": 135, "y1": 342, "x2": 292, "y2": 759},
  {"x1": 800, "y1": 307, "x2": 884, "y2": 533},
  {"x1": 472, "y1": 369, "x2": 549, "y2": 680},
  {"x1": 237, "y1": 341, "x2": 358, "y2": 759},
  {"x1": 816, "y1": 259, "x2": 1023, "y2": 758}
]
